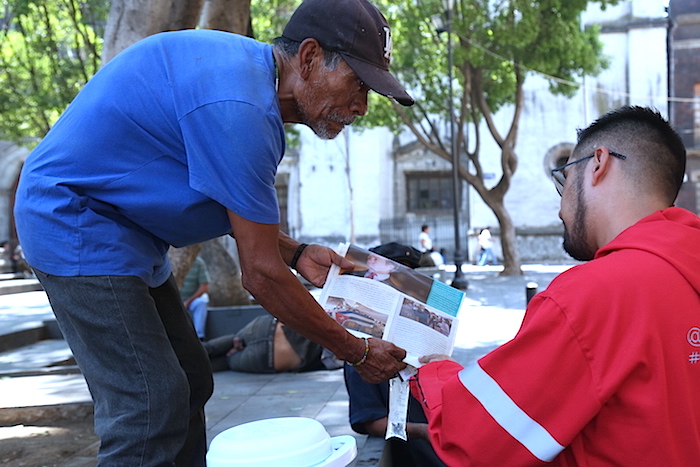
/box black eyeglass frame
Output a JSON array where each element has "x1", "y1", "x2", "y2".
[{"x1": 550, "y1": 150, "x2": 627, "y2": 195}]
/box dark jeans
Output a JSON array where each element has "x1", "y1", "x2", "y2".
[
  {"x1": 203, "y1": 315, "x2": 327, "y2": 374},
  {"x1": 204, "y1": 314, "x2": 277, "y2": 373},
  {"x1": 34, "y1": 270, "x2": 213, "y2": 466}
]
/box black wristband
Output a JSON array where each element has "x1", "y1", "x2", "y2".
[{"x1": 290, "y1": 243, "x2": 308, "y2": 270}]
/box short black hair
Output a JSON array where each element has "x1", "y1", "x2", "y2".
[{"x1": 575, "y1": 106, "x2": 686, "y2": 203}]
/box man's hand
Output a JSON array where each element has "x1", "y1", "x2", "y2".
[
  {"x1": 295, "y1": 244, "x2": 354, "y2": 287},
  {"x1": 353, "y1": 337, "x2": 407, "y2": 384},
  {"x1": 407, "y1": 422, "x2": 430, "y2": 441},
  {"x1": 418, "y1": 354, "x2": 455, "y2": 365},
  {"x1": 225, "y1": 337, "x2": 246, "y2": 357}
]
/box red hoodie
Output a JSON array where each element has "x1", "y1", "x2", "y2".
[{"x1": 411, "y1": 207, "x2": 700, "y2": 466}]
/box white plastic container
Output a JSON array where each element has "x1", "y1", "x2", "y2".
[{"x1": 206, "y1": 417, "x2": 357, "y2": 467}]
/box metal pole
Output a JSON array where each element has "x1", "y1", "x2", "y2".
[
  {"x1": 447, "y1": 7, "x2": 467, "y2": 290},
  {"x1": 526, "y1": 282, "x2": 538, "y2": 305}
]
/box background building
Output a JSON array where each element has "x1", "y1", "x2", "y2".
[
  {"x1": 283, "y1": 0, "x2": 680, "y2": 263},
  {"x1": 1, "y1": 0, "x2": 696, "y2": 266},
  {"x1": 669, "y1": 0, "x2": 700, "y2": 213}
]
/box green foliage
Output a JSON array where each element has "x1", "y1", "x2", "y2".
[
  {"x1": 345, "y1": 0, "x2": 618, "y2": 271},
  {"x1": 0, "y1": 0, "x2": 107, "y2": 145},
  {"x1": 250, "y1": 0, "x2": 300, "y2": 43},
  {"x1": 358, "y1": 0, "x2": 615, "y2": 133}
]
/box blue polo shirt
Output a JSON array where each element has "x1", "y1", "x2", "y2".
[{"x1": 14, "y1": 30, "x2": 285, "y2": 287}]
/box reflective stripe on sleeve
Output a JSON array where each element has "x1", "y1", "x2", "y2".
[{"x1": 458, "y1": 362, "x2": 565, "y2": 462}]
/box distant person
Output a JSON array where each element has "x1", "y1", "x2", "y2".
[
  {"x1": 418, "y1": 224, "x2": 436, "y2": 267},
  {"x1": 13, "y1": 0, "x2": 411, "y2": 463},
  {"x1": 203, "y1": 314, "x2": 342, "y2": 374},
  {"x1": 431, "y1": 248, "x2": 446, "y2": 267},
  {"x1": 0, "y1": 241, "x2": 11, "y2": 272},
  {"x1": 180, "y1": 256, "x2": 210, "y2": 339},
  {"x1": 410, "y1": 106, "x2": 700, "y2": 465},
  {"x1": 12, "y1": 244, "x2": 31, "y2": 277},
  {"x1": 344, "y1": 367, "x2": 446, "y2": 467},
  {"x1": 476, "y1": 227, "x2": 498, "y2": 266}
]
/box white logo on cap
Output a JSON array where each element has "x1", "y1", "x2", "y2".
[{"x1": 383, "y1": 27, "x2": 393, "y2": 63}]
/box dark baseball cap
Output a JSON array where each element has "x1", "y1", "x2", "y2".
[
  {"x1": 282, "y1": 0, "x2": 414, "y2": 106},
  {"x1": 370, "y1": 242, "x2": 422, "y2": 269}
]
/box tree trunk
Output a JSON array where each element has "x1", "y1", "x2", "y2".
[
  {"x1": 200, "y1": 237, "x2": 251, "y2": 306},
  {"x1": 101, "y1": 0, "x2": 173, "y2": 63},
  {"x1": 102, "y1": 0, "x2": 255, "y2": 305},
  {"x1": 201, "y1": 0, "x2": 253, "y2": 36},
  {"x1": 469, "y1": 67, "x2": 525, "y2": 275},
  {"x1": 170, "y1": 244, "x2": 203, "y2": 287},
  {"x1": 490, "y1": 202, "x2": 522, "y2": 276},
  {"x1": 477, "y1": 183, "x2": 523, "y2": 276},
  {"x1": 168, "y1": 0, "x2": 207, "y2": 30}
]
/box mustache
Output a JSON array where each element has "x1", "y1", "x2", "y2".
[{"x1": 329, "y1": 113, "x2": 356, "y2": 126}]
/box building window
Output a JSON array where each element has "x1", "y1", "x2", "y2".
[{"x1": 406, "y1": 172, "x2": 456, "y2": 212}]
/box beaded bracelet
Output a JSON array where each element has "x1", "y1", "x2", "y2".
[
  {"x1": 290, "y1": 243, "x2": 308, "y2": 270},
  {"x1": 349, "y1": 337, "x2": 370, "y2": 367}
]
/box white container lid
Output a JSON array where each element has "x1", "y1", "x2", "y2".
[{"x1": 207, "y1": 417, "x2": 356, "y2": 467}]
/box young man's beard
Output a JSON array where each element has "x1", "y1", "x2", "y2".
[{"x1": 562, "y1": 175, "x2": 596, "y2": 262}]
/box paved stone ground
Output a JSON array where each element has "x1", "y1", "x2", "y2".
[{"x1": 0, "y1": 264, "x2": 569, "y2": 466}]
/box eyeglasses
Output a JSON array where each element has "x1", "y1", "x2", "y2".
[{"x1": 551, "y1": 150, "x2": 627, "y2": 196}]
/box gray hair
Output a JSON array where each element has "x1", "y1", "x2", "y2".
[{"x1": 273, "y1": 36, "x2": 344, "y2": 70}]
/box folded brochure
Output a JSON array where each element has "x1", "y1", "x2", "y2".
[{"x1": 318, "y1": 243, "x2": 466, "y2": 367}]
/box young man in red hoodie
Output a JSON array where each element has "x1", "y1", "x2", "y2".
[{"x1": 411, "y1": 106, "x2": 700, "y2": 466}]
